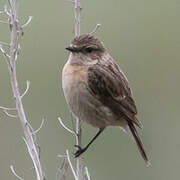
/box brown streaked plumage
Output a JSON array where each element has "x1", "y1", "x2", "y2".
[{"x1": 62, "y1": 34, "x2": 149, "y2": 165}]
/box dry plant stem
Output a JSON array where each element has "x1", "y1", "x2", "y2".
[
  {"x1": 7, "y1": 0, "x2": 44, "y2": 180},
  {"x1": 74, "y1": 0, "x2": 80, "y2": 37},
  {"x1": 74, "y1": 0, "x2": 83, "y2": 180}
]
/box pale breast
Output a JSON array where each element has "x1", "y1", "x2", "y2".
[
  {"x1": 62, "y1": 61, "x2": 88, "y2": 92},
  {"x1": 62, "y1": 60, "x2": 89, "y2": 108}
]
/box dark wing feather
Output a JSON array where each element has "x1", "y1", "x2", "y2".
[{"x1": 88, "y1": 59, "x2": 142, "y2": 128}]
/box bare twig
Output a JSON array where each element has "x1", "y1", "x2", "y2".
[
  {"x1": 20, "y1": 80, "x2": 30, "y2": 98},
  {"x1": 10, "y1": 165, "x2": 24, "y2": 180},
  {"x1": 66, "y1": 0, "x2": 75, "y2": 3},
  {"x1": 66, "y1": 150, "x2": 78, "y2": 180},
  {"x1": 73, "y1": 0, "x2": 84, "y2": 179},
  {"x1": 0, "y1": 106, "x2": 16, "y2": 110},
  {"x1": 57, "y1": 154, "x2": 67, "y2": 158},
  {"x1": 21, "y1": 16, "x2": 33, "y2": 28},
  {"x1": 4, "y1": 5, "x2": 11, "y2": 16},
  {"x1": 58, "y1": 117, "x2": 77, "y2": 136},
  {"x1": 0, "y1": 106, "x2": 17, "y2": 117},
  {"x1": 0, "y1": 1, "x2": 45, "y2": 180},
  {"x1": 0, "y1": 41, "x2": 10, "y2": 47},
  {"x1": 89, "y1": 23, "x2": 101, "y2": 35},
  {"x1": 84, "y1": 167, "x2": 91, "y2": 180},
  {"x1": 32, "y1": 118, "x2": 45, "y2": 135},
  {"x1": 2, "y1": 109, "x2": 17, "y2": 117},
  {"x1": 74, "y1": 0, "x2": 81, "y2": 37},
  {"x1": 0, "y1": 44, "x2": 10, "y2": 58}
]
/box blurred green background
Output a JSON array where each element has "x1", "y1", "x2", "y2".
[{"x1": 0, "y1": 0, "x2": 180, "y2": 179}]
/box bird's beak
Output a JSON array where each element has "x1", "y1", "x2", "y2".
[{"x1": 65, "y1": 46, "x2": 76, "y2": 52}]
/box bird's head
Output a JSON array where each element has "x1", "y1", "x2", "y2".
[{"x1": 66, "y1": 34, "x2": 106, "y2": 64}]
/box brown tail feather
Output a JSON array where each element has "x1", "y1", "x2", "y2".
[{"x1": 128, "y1": 122, "x2": 150, "y2": 165}]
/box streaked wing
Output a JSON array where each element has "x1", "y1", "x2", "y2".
[{"x1": 87, "y1": 58, "x2": 141, "y2": 128}]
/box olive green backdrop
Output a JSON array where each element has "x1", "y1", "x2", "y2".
[{"x1": 0, "y1": 0, "x2": 180, "y2": 179}]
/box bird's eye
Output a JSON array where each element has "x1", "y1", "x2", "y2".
[{"x1": 84, "y1": 47, "x2": 94, "y2": 53}]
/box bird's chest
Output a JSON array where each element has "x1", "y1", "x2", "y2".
[{"x1": 62, "y1": 62, "x2": 88, "y2": 108}]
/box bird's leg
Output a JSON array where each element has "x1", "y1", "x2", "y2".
[{"x1": 74, "y1": 128, "x2": 104, "y2": 158}]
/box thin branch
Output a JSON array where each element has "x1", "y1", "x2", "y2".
[
  {"x1": 32, "y1": 118, "x2": 45, "y2": 135},
  {"x1": 66, "y1": 150, "x2": 78, "y2": 180},
  {"x1": 0, "y1": 105, "x2": 17, "y2": 117},
  {"x1": 2, "y1": 109, "x2": 17, "y2": 117},
  {"x1": 0, "y1": 41, "x2": 10, "y2": 47},
  {"x1": 74, "y1": 0, "x2": 81, "y2": 37},
  {"x1": 89, "y1": 24, "x2": 101, "y2": 35},
  {"x1": 58, "y1": 117, "x2": 77, "y2": 136},
  {"x1": 0, "y1": 44, "x2": 12, "y2": 68},
  {"x1": 21, "y1": 16, "x2": 33, "y2": 28},
  {"x1": 0, "y1": 106, "x2": 16, "y2": 110},
  {"x1": 2, "y1": 0, "x2": 45, "y2": 179},
  {"x1": 57, "y1": 154, "x2": 67, "y2": 158},
  {"x1": 4, "y1": 4, "x2": 10, "y2": 16},
  {"x1": 0, "y1": 44, "x2": 10, "y2": 58},
  {"x1": 74, "y1": 0, "x2": 84, "y2": 179},
  {"x1": 66, "y1": 0, "x2": 75, "y2": 4},
  {"x1": 21, "y1": 80, "x2": 30, "y2": 98},
  {"x1": 10, "y1": 165, "x2": 24, "y2": 180},
  {"x1": 84, "y1": 167, "x2": 91, "y2": 180}
]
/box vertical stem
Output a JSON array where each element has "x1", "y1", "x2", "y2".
[
  {"x1": 74, "y1": 0, "x2": 81, "y2": 37},
  {"x1": 8, "y1": 1, "x2": 44, "y2": 180},
  {"x1": 75, "y1": 117, "x2": 83, "y2": 180},
  {"x1": 74, "y1": 1, "x2": 82, "y2": 179}
]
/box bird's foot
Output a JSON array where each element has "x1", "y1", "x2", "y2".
[{"x1": 74, "y1": 145, "x2": 87, "y2": 158}]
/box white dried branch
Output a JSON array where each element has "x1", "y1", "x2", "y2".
[
  {"x1": 66, "y1": 0, "x2": 75, "y2": 3},
  {"x1": 74, "y1": 0, "x2": 81, "y2": 37},
  {"x1": 21, "y1": 16, "x2": 33, "y2": 28},
  {"x1": 4, "y1": 5, "x2": 10, "y2": 16},
  {"x1": 21, "y1": 80, "x2": 30, "y2": 98},
  {"x1": 10, "y1": 165, "x2": 24, "y2": 180},
  {"x1": 0, "y1": 106, "x2": 16, "y2": 110},
  {"x1": 0, "y1": 44, "x2": 10, "y2": 58},
  {"x1": 89, "y1": 23, "x2": 101, "y2": 35},
  {"x1": 32, "y1": 118, "x2": 45, "y2": 135},
  {"x1": 4, "y1": 0, "x2": 45, "y2": 179},
  {"x1": 84, "y1": 167, "x2": 91, "y2": 180},
  {"x1": 0, "y1": 41, "x2": 10, "y2": 47},
  {"x1": 58, "y1": 117, "x2": 77, "y2": 136},
  {"x1": 66, "y1": 150, "x2": 78, "y2": 180},
  {"x1": 0, "y1": 44, "x2": 12, "y2": 68},
  {"x1": 22, "y1": 137, "x2": 43, "y2": 179},
  {"x1": 57, "y1": 154, "x2": 67, "y2": 158},
  {"x1": 2, "y1": 109, "x2": 17, "y2": 117}
]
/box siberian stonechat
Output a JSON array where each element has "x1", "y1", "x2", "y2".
[{"x1": 62, "y1": 34, "x2": 149, "y2": 165}]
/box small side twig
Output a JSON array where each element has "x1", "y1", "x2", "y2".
[
  {"x1": 58, "y1": 117, "x2": 77, "y2": 136},
  {"x1": 10, "y1": 165, "x2": 24, "y2": 180},
  {"x1": 2, "y1": 109, "x2": 17, "y2": 117},
  {"x1": 20, "y1": 80, "x2": 30, "y2": 98},
  {"x1": 21, "y1": 16, "x2": 33, "y2": 28},
  {"x1": 66, "y1": 150, "x2": 78, "y2": 180},
  {"x1": 32, "y1": 118, "x2": 45, "y2": 135},
  {"x1": 89, "y1": 23, "x2": 101, "y2": 35},
  {"x1": 84, "y1": 167, "x2": 91, "y2": 180}
]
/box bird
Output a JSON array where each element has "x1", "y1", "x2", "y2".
[{"x1": 62, "y1": 34, "x2": 149, "y2": 165}]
